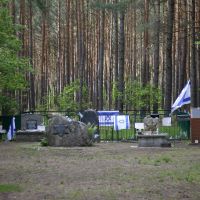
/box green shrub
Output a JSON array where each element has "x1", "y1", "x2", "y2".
[
  {"x1": 40, "y1": 137, "x2": 48, "y2": 146},
  {"x1": 86, "y1": 123, "x2": 97, "y2": 139}
]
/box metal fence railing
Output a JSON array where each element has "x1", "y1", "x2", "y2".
[
  {"x1": 0, "y1": 110, "x2": 190, "y2": 142},
  {"x1": 99, "y1": 110, "x2": 190, "y2": 141}
]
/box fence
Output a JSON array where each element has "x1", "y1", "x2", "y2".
[
  {"x1": 99, "y1": 110, "x2": 190, "y2": 141},
  {"x1": 0, "y1": 110, "x2": 190, "y2": 141}
]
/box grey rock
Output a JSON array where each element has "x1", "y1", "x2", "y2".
[{"x1": 46, "y1": 116, "x2": 92, "y2": 147}]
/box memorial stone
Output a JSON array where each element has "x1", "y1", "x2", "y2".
[
  {"x1": 46, "y1": 115, "x2": 92, "y2": 147},
  {"x1": 21, "y1": 113, "x2": 43, "y2": 130}
]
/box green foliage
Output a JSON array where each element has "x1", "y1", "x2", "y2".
[
  {"x1": 0, "y1": 0, "x2": 30, "y2": 114},
  {"x1": 34, "y1": 0, "x2": 47, "y2": 12},
  {"x1": 0, "y1": 132, "x2": 6, "y2": 141},
  {"x1": 36, "y1": 90, "x2": 56, "y2": 111},
  {"x1": 57, "y1": 80, "x2": 91, "y2": 112},
  {"x1": 40, "y1": 137, "x2": 48, "y2": 147},
  {"x1": 57, "y1": 80, "x2": 79, "y2": 112},
  {"x1": 112, "y1": 79, "x2": 162, "y2": 110},
  {"x1": 86, "y1": 123, "x2": 97, "y2": 139},
  {"x1": 124, "y1": 80, "x2": 162, "y2": 110},
  {"x1": 195, "y1": 41, "x2": 200, "y2": 45},
  {"x1": 37, "y1": 80, "x2": 91, "y2": 114},
  {"x1": 0, "y1": 96, "x2": 19, "y2": 115}
]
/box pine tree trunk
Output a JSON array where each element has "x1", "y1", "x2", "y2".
[
  {"x1": 164, "y1": 0, "x2": 175, "y2": 115},
  {"x1": 28, "y1": 0, "x2": 35, "y2": 110},
  {"x1": 97, "y1": 10, "x2": 105, "y2": 110},
  {"x1": 113, "y1": 1, "x2": 119, "y2": 110},
  {"x1": 118, "y1": 11, "x2": 125, "y2": 112},
  {"x1": 141, "y1": 0, "x2": 149, "y2": 114},
  {"x1": 178, "y1": 0, "x2": 187, "y2": 92},
  {"x1": 153, "y1": 0, "x2": 160, "y2": 113},
  {"x1": 190, "y1": 0, "x2": 198, "y2": 107}
]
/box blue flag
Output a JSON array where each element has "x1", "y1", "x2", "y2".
[
  {"x1": 98, "y1": 111, "x2": 119, "y2": 126},
  {"x1": 171, "y1": 80, "x2": 191, "y2": 114},
  {"x1": 7, "y1": 117, "x2": 16, "y2": 141}
]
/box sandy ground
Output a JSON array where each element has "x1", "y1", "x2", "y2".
[{"x1": 0, "y1": 141, "x2": 200, "y2": 200}]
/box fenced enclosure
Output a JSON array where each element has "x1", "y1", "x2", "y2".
[
  {"x1": 0, "y1": 110, "x2": 190, "y2": 141},
  {"x1": 99, "y1": 110, "x2": 190, "y2": 141}
]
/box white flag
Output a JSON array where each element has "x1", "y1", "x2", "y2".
[
  {"x1": 114, "y1": 115, "x2": 130, "y2": 131},
  {"x1": 171, "y1": 80, "x2": 191, "y2": 114},
  {"x1": 7, "y1": 117, "x2": 16, "y2": 141}
]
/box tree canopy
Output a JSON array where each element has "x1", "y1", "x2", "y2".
[
  {"x1": 0, "y1": 0, "x2": 200, "y2": 114},
  {"x1": 0, "y1": 0, "x2": 29, "y2": 114}
]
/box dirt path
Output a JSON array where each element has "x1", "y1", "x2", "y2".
[{"x1": 0, "y1": 141, "x2": 200, "y2": 200}]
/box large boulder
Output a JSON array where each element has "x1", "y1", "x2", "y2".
[{"x1": 46, "y1": 115, "x2": 92, "y2": 147}]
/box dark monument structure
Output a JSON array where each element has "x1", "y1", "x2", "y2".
[{"x1": 79, "y1": 109, "x2": 100, "y2": 142}]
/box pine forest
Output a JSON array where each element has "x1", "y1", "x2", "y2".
[{"x1": 0, "y1": 0, "x2": 200, "y2": 115}]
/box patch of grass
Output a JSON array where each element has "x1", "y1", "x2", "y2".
[
  {"x1": 138, "y1": 156, "x2": 152, "y2": 165},
  {"x1": 100, "y1": 127, "x2": 135, "y2": 141},
  {"x1": 157, "y1": 163, "x2": 200, "y2": 183},
  {"x1": 67, "y1": 189, "x2": 85, "y2": 200},
  {"x1": 0, "y1": 184, "x2": 22, "y2": 193},
  {"x1": 138, "y1": 155, "x2": 173, "y2": 166},
  {"x1": 154, "y1": 155, "x2": 172, "y2": 165}
]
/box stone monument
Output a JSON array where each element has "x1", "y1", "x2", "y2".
[
  {"x1": 16, "y1": 113, "x2": 45, "y2": 142},
  {"x1": 46, "y1": 115, "x2": 92, "y2": 147},
  {"x1": 21, "y1": 113, "x2": 43, "y2": 130},
  {"x1": 143, "y1": 115, "x2": 159, "y2": 135},
  {"x1": 138, "y1": 115, "x2": 170, "y2": 147}
]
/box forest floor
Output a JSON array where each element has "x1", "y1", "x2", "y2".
[{"x1": 0, "y1": 141, "x2": 200, "y2": 200}]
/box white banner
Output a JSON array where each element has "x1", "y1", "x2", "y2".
[
  {"x1": 162, "y1": 117, "x2": 172, "y2": 126},
  {"x1": 114, "y1": 115, "x2": 130, "y2": 131}
]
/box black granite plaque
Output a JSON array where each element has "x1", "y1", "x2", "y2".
[
  {"x1": 53, "y1": 124, "x2": 68, "y2": 136},
  {"x1": 26, "y1": 120, "x2": 37, "y2": 129}
]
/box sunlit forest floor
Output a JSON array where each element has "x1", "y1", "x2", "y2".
[{"x1": 0, "y1": 141, "x2": 200, "y2": 200}]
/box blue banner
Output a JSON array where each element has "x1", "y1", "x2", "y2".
[{"x1": 98, "y1": 111, "x2": 119, "y2": 126}]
